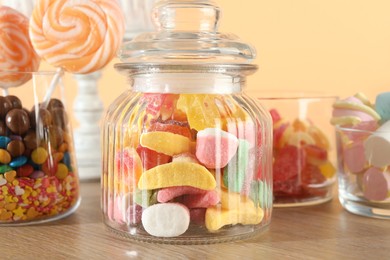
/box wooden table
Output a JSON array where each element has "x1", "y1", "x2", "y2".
[{"x1": 2, "y1": 181, "x2": 389, "y2": 259}]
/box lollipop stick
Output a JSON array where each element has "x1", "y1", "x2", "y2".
[
  {"x1": 41, "y1": 67, "x2": 64, "y2": 108},
  {"x1": 2, "y1": 88, "x2": 9, "y2": 96}
]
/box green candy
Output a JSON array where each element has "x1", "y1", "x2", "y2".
[
  {"x1": 0, "y1": 165, "x2": 13, "y2": 174},
  {"x1": 134, "y1": 189, "x2": 158, "y2": 208},
  {"x1": 249, "y1": 180, "x2": 272, "y2": 209},
  {"x1": 223, "y1": 139, "x2": 251, "y2": 193}
]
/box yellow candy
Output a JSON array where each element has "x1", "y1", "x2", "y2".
[
  {"x1": 31, "y1": 147, "x2": 48, "y2": 164},
  {"x1": 177, "y1": 94, "x2": 221, "y2": 131},
  {"x1": 4, "y1": 171, "x2": 16, "y2": 183},
  {"x1": 56, "y1": 163, "x2": 69, "y2": 180},
  {"x1": 307, "y1": 125, "x2": 331, "y2": 151},
  {"x1": 319, "y1": 161, "x2": 336, "y2": 178},
  {"x1": 287, "y1": 131, "x2": 316, "y2": 147},
  {"x1": 0, "y1": 149, "x2": 11, "y2": 164},
  {"x1": 138, "y1": 162, "x2": 216, "y2": 190},
  {"x1": 140, "y1": 131, "x2": 190, "y2": 156},
  {"x1": 205, "y1": 204, "x2": 264, "y2": 231}
]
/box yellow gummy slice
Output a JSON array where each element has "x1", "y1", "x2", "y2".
[
  {"x1": 219, "y1": 188, "x2": 256, "y2": 210},
  {"x1": 319, "y1": 160, "x2": 336, "y2": 178},
  {"x1": 205, "y1": 204, "x2": 264, "y2": 231},
  {"x1": 138, "y1": 162, "x2": 216, "y2": 190},
  {"x1": 177, "y1": 94, "x2": 221, "y2": 131},
  {"x1": 140, "y1": 131, "x2": 191, "y2": 156}
]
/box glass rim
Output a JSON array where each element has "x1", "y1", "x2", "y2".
[
  {"x1": 335, "y1": 125, "x2": 385, "y2": 134},
  {"x1": 254, "y1": 91, "x2": 339, "y2": 101}
]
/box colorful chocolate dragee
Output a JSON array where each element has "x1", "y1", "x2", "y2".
[
  {"x1": 0, "y1": 96, "x2": 79, "y2": 223},
  {"x1": 270, "y1": 108, "x2": 336, "y2": 202},
  {"x1": 332, "y1": 92, "x2": 390, "y2": 208},
  {"x1": 104, "y1": 93, "x2": 270, "y2": 238}
]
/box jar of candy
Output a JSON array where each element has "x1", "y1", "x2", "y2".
[
  {"x1": 102, "y1": 0, "x2": 273, "y2": 244},
  {"x1": 0, "y1": 71, "x2": 80, "y2": 225}
]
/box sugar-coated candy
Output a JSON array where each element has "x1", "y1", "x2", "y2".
[
  {"x1": 343, "y1": 141, "x2": 366, "y2": 173},
  {"x1": 138, "y1": 162, "x2": 216, "y2": 190},
  {"x1": 0, "y1": 136, "x2": 11, "y2": 148},
  {"x1": 140, "y1": 131, "x2": 191, "y2": 156},
  {"x1": 134, "y1": 189, "x2": 158, "y2": 208},
  {"x1": 362, "y1": 167, "x2": 390, "y2": 201},
  {"x1": 136, "y1": 145, "x2": 171, "y2": 171},
  {"x1": 189, "y1": 208, "x2": 206, "y2": 225},
  {"x1": 5, "y1": 109, "x2": 30, "y2": 135},
  {"x1": 141, "y1": 203, "x2": 190, "y2": 237},
  {"x1": 0, "y1": 149, "x2": 11, "y2": 164},
  {"x1": 249, "y1": 180, "x2": 272, "y2": 208},
  {"x1": 364, "y1": 120, "x2": 390, "y2": 168},
  {"x1": 9, "y1": 156, "x2": 27, "y2": 168},
  {"x1": 223, "y1": 139, "x2": 252, "y2": 193},
  {"x1": 115, "y1": 148, "x2": 143, "y2": 193},
  {"x1": 205, "y1": 189, "x2": 263, "y2": 231},
  {"x1": 273, "y1": 145, "x2": 306, "y2": 182},
  {"x1": 140, "y1": 94, "x2": 179, "y2": 120},
  {"x1": 172, "y1": 152, "x2": 199, "y2": 164},
  {"x1": 149, "y1": 120, "x2": 192, "y2": 139},
  {"x1": 7, "y1": 139, "x2": 25, "y2": 157},
  {"x1": 375, "y1": 92, "x2": 390, "y2": 123},
  {"x1": 177, "y1": 94, "x2": 221, "y2": 131},
  {"x1": 157, "y1": 186, "x2": 219, "y2": 208},
  {"x1": 196, "y1": 128, "x2": 239, "y2": 169}
]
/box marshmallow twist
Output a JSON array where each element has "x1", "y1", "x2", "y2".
[
  {"x1": 0, "y1": 6, "x2": 40, "y2": 88},
  {"x1": 30, "y1": 0, "x2": 125, "y2": 74}
]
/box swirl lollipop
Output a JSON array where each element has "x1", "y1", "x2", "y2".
[
  {"x1": 0, "y1": 6, "x2": 41, "y2": 95},
  {"x1": 29, "y1": 0, "x2": 125, "y2": 105}
]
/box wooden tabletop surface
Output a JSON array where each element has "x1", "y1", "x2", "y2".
[{"x1": 2, "y1": 181, "x2": 389, "y2": 259}]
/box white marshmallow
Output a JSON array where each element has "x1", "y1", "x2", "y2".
[
  {"x1": 364, "y1": 121, "x2": 390, "y2": 168},
  {"x1": 142, "y1": 203, "x2": 190, "y2": 237}
]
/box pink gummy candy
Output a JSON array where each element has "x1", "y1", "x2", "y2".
[
  {"x1": 363, "y1": 167, "x2": 389, "y2": 201},
  {"x1": 196, "y1": 128, "x2": 239, "y2": 169},
  {"x1": 179, "y1": 190, "x2": 220, "y2": 208},
  {"x1": 157, "y1": 186, "x2": 210, "y2": 203},
  {"x1": 190, "y1": 208, "x2": 206, "y2": 225},
  {"x1": 343, "y1": 141, "x2": 366, "y2": 173}
]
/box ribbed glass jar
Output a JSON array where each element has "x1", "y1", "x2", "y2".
[{"x1": 101, "y1": 0, "x2": 273, "y2": 244}]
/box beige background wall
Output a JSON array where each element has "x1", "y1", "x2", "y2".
[{"x1": 35, "y1": 0, "x2": 390, "y2": 126}]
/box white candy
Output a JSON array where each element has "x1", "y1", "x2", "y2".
[
  {"x1": 364, "y1": 121, "x2": 390, "y2": 168},
  {"x1": 141, "y1": 203, "x2": 190, "y2": 237}
]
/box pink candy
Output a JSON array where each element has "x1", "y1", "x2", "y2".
[
  {"x1": 343, "y1": 141, "x2": 366, "y2": 173},
  {"x1": 196, "y1": 128, "x2": 238, "y2": 169},
  {"x1": 363, "y1": 167, "x2": 390, "y2": 201},
  {"x1": 157, "y1": 186, "x2": 219, "y2": 208}
]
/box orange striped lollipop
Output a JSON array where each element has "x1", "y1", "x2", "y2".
[
  {"x1": 0, "y1": 6, "x2": 40, "y2": 89},
  {"x1": 29, "y1": 0, "x2": 125, "y2": 74}
]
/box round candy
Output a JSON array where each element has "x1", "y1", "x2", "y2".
[
  {"x1": 363, "y1": 167, "x2": 389, "y2": 201},
  {"x1": 55, "y1": 163, "x2": 69, "y2": 180},
  {"x1": 0, "y1": 148, "x2": 11, "y2": 164},
  {"x1": 0, "y1": 97, "x2": 13, "y2": 118},
  {"x1": 16, "y1": 164, "x2": 34, "y2": 177},
  {"x1": 0, "y1": 165, "x2": 13, "y2": 173},
  {"x1": 0, "y1": 136, "x2": 11, "y2": 149},
  {"x1": 5, "y1": 108, "x2": 30, "y2": 135},
  {"x1": 5, "y1": 96, "x2": 22, "y2": 109},
  {"x1": 30, "y1": 0, "x2": 125, "y2": 74},
  {"x1": 0, "y1": 121, "x2": 7, "y2": 136},
  {"x1": 9, "y1": 156, "x2": 27, "y2": 168},
  {"x1": 23, "y1": 130, "x2": 38, "y2": 150},
  {"x1": 51, "y1": 107, "x2": 68, "y2": 130},
  {"x1": 7, "y1": 139, "x2": 25, "y2": 157},
  {"x1": 0, "y1": 6, "x2": 40, "y2": 88},
  {"x1": 31, "y1": 147, "x2": 48, "y2": 165}
]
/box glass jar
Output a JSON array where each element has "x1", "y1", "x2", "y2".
[
  {"x1": 259, "y1": 93, "x2": 338, "y2": 206},
  {"x1": 102, "y1": 0, "x2": 273, "y2": 244},
  {"x1": 0, "y1": 71, "x2": 80, "y2": 225}
]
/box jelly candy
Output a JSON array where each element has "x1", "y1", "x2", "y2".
[
  {"x1": 140, "y1": 93, "x2": 179, "y2": 119},
  {"x1": 149, "y1": 120, "x2": 192, "y2": 139},
  {"x1": 140, "y1": 131, "x2": 191, "y2": 156},
  {"x1": 172, "y1": 152, "x2": 199, "y2": 164},
  {"x1": 136, "y1": 145, "x2": 171, "y2": 171},
  {"x1": 273, "y1": 145, "x2": 306, "y2": 182},
  {"x1": 177, "y1": 94, "x2": 221, "y2": 131},
  {"x1": 138, "y1": 162, "x2": 216, "y2": 190},
  {"x1": 196, "y1": 128, "x2": 238, "y2": 169},
  {"x1": 157, "y1": 186, "x2": 219, "y2": 208},
  {"x1": 301, "y1": 164, "x2": 326, "y2": 186},
  {"x1": 223, "y1": 139, "x2": 251, "y2": 193},
  {"x1": 115, "y1": 148, "x2": 143, "y2": 193},
  {"x1": 362, "y1": 167, "x2": 389, "y2": 201},
  {"x1": 157, "y1": 186, "x2": 209, "y2": 203}
]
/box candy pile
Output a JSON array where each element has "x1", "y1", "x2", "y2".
[
  {"x1": 332, "y1": 92, "x2": 390, "y2": 202},
  {"x1": 0, "y1": 96, "x2": 79, "y2": 223},
  {"x1": 105, "y1": 93, "x2": 269, "y2": 238},
  {"x1": 270, "y1": 109, "x2": 336, "y2": 201}
]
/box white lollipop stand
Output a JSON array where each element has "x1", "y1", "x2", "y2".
[{"x1": 73, "y1": 0, "x2": 156, "y2": 180}]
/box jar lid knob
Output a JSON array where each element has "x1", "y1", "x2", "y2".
[{"x1": 153, "y1": 0, "x2": 220, "y2": 32}]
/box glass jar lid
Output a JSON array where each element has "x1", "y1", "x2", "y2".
[{"x1": 116, "y1": 0, "x2": 257, "y2": 75}]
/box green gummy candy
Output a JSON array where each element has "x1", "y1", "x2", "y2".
[
  {"x1": 223, "y1": 139, "x2": 251, "y2": 192},
  {"x1": 134, "y1": 189, "x2": 158, "y2": 208},
  {"x1": 0, "y1": 165, "x2": 13, "y2": 174},
  {"x1": 249, "y1": 180, "x2": 272, "y2": 209}
]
